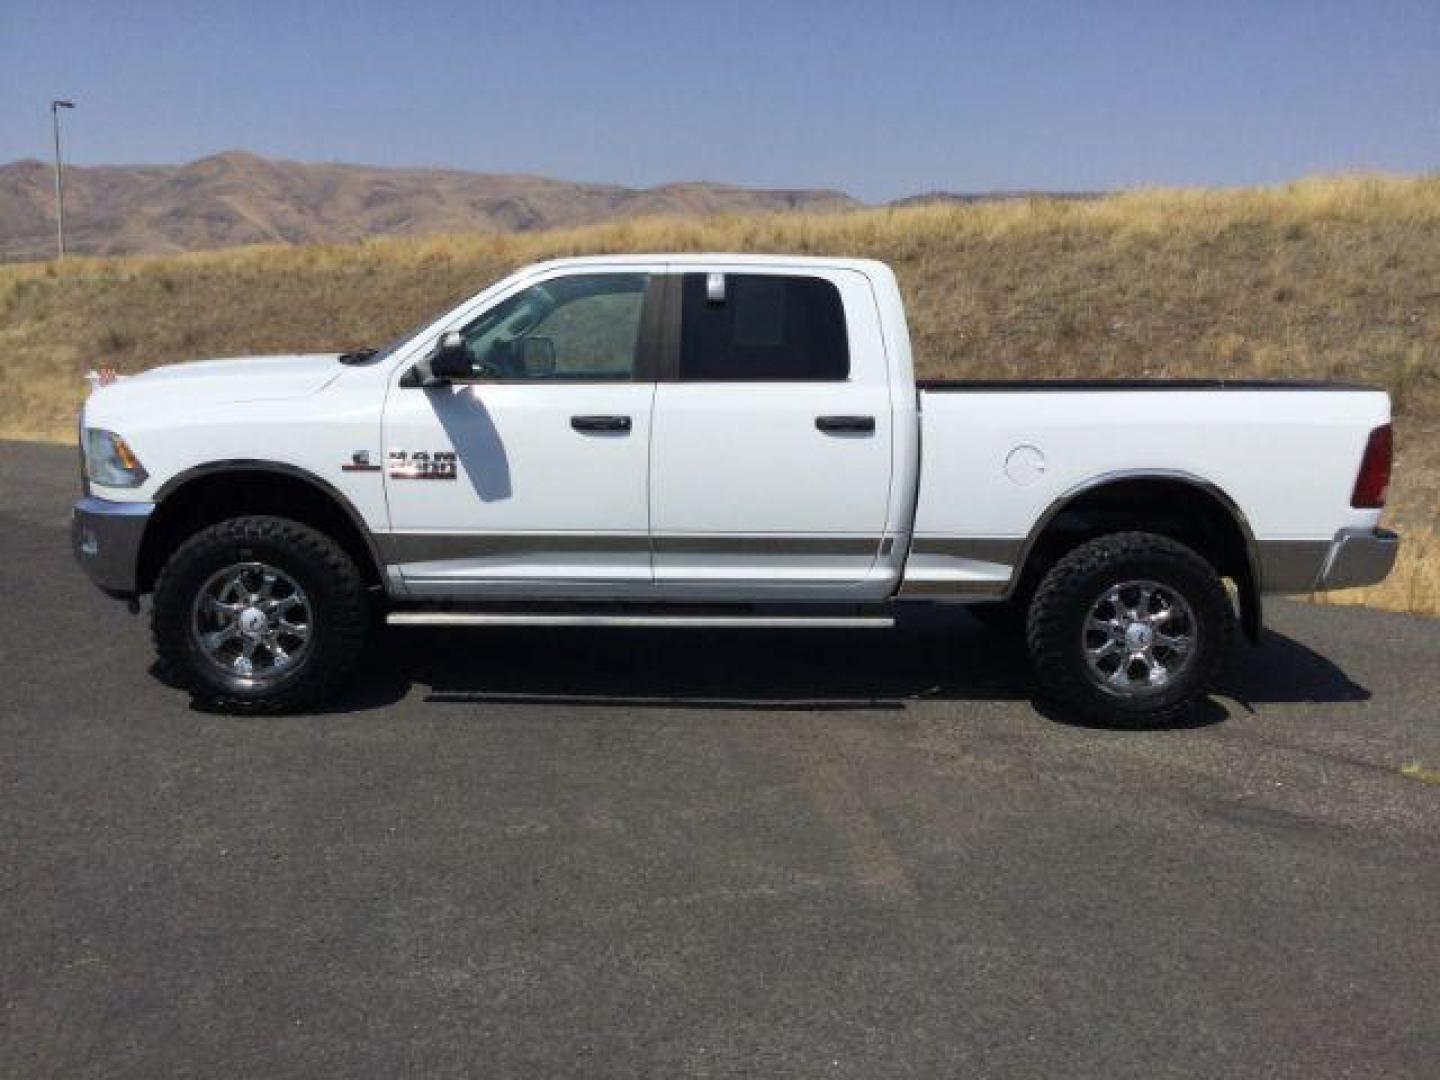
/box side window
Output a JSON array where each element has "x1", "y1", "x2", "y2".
[
  {"x1": 459, "y1": 273, "x2": 648, "y2": 380},
  {"x1": 678, "y1": 273, "x2": 849, "y2": 381}
]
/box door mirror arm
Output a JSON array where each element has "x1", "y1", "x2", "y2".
[{"x1": 401, "y1": 354, "x2": 442, "y2": 389}]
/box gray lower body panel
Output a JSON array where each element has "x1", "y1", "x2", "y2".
[
  {"x1": 383, "y1": 531, "x2": 901, "y2": 603},
  {"x1": 378, "y1": 533, "x2": 884, "y2": 564},
  {"x1": 1315, "y1": 527, "x2": 1401, "y2": 591},
  {"x1": 896, "y1": 529, "x2": 1403, "y2": 601},
  {"x1": 72, "y1": 497, "x2": 153, "y2": 596},
  {"x1": 1257, "y1": 540, "x2": 1335, "y2": 593},
  {"x1": 1259, "y1": 528, "x2": 1400, "y2": 593},
  {"x1": 896, "y1": 537, "x2": 1020, "y2": 600}
]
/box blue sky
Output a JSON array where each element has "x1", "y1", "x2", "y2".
[{"x1": 2, "y1": 0, "x2": 1436, "y2": 201}]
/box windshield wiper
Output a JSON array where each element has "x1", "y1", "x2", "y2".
[{"x1": 338, "y1": 347, "x2": 379, "y2": 366}]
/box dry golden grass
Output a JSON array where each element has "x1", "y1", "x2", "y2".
[{"x1": 2, "y1": 173, "x2": 1436, "y2": 613}]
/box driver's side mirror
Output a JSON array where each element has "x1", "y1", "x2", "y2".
[{"x1": 405, "y1": 330, "x2": 471, "y2": 388}]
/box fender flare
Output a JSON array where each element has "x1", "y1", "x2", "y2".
[
  {"x1": 149, "y1": 459, "x2": 387, "y2": 585},
  {"x1": 1005, "y1": 468, "x2": 1264, "y2": 643}
]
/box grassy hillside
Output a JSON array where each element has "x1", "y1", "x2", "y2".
[{"x1": 2, "y1": 174, "x2": 1436, "y2": 614}]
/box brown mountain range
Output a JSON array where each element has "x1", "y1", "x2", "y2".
[{"x1": 0, "y1": 150, "x2": 860, "y2": 260}]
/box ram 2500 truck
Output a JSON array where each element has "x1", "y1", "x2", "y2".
[{"x1": 72, "y1": 255, "x2": 1399, "y2": 724}]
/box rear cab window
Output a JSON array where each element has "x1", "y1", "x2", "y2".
[{"x1": 678, "y1": 273, "x2": 850, "y2": 381}]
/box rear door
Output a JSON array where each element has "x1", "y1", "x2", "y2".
[{"x1": 648, "y1": 267, "x2": 894, "y2": 597}]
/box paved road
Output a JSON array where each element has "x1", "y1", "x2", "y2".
[{"x1": 3, "y1": 440, "x2": 1438, "y2": 1078}]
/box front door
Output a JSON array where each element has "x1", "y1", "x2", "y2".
[
  {"x1": 648, "y1": 268, "x2": 895, "y2": 598},
  {"x1": 382, "y1": 268, "x2": 662, "y2": 600}
]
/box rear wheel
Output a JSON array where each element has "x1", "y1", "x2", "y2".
[
  {"x1": 1025, "y1": 531, "x2": 1233, "y2": 727},
  {"x1": 152, "y1": 516, "x2": 368, "y2": 713}
]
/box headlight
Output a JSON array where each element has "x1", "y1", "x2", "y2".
[{"x1": 83, "y1": 428, "x2": 148, "y2": 488}]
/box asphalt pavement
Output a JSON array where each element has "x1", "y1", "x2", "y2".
[{"x1": 3, "y1": 439, "x2": 1437, "y2": 1078}]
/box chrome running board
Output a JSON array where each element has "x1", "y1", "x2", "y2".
[{"x1": 386, "y1": 612, "x2": 894, "y2": 629}]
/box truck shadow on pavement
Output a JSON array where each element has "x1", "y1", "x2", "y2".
[{"x1": 319, "y1": 609, "x2": 1371, "y2": 726}]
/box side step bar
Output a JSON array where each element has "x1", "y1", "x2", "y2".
[{"x1": 386, "y1": 612, "x2": 894, "y2": 629}]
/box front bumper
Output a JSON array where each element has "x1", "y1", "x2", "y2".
[
  {"x1": 1315, "y1": 527, "x2": 1400, "y2": 591},
  {"x1": 72, "y1": 497, "x2": 154, "y2": 597}
]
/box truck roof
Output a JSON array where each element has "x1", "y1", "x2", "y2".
[{"x1": 518, "y1": 253, "x2": 894, "y2": 276}]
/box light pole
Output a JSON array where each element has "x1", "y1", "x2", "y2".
[{"x1": 51, "y1": 99, "x2": 75, "y2": 260}]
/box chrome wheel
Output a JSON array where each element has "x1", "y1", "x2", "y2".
[
  {"x1": 190, "y1": 561, "x2": 313, "y2": 685},
  {"x1": 1081, "y1": 579, "x2": 1197, "y2": 696}
]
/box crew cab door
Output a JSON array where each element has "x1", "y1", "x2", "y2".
[
  {"x1": 381, "y1": 267, "x2": 665, "y2": 599},
  {"x1": 648, "y1": 268, "x2": 894, "y2": 597}
]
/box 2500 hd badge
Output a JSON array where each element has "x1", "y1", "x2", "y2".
[{"x1": 387, "y1": 448, "x2": 457, "y2": 480}]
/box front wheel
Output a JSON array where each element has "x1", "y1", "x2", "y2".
[
  {"x1": 152, "y1": 516, "x2": 369, "y2": 713},
  {"x1": 1025, "y1": 532, "x2": 1233, "y2": 728}
]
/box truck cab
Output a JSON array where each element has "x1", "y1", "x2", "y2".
[{"x1": 382, "y1": 257, "x2": 916, "y2": 602}]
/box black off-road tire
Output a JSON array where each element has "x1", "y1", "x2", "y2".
[
  {"x1": 1025, "y1": 531, "x2": 1233, "y2": 728},
  {"x1": 152, "y1": 516, "x2": 369, "y2": 714}
]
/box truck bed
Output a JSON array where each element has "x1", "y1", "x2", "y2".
[{"x1": 905, "y1": 381, "x2": 1391, "y2": 599}]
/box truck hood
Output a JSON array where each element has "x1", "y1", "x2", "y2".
[{"x1": 87, "y1": 353, "x2": 345, "y2": 414}]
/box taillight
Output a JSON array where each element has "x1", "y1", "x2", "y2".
[{"x1": 1351, "y1": 423, "x2": 1393, "y2": 509}]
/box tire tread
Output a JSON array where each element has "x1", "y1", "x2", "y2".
[
  {"x1": 1025, "y1": 531, "x2": 1233, "y2": 727},
  {"x1": 151, "y1": 515, "x2": 367, "y2": 714}
]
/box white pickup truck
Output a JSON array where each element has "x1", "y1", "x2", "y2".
[{"x1": 73, "y1": 254, "x2": 1399, "y2": 724}]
